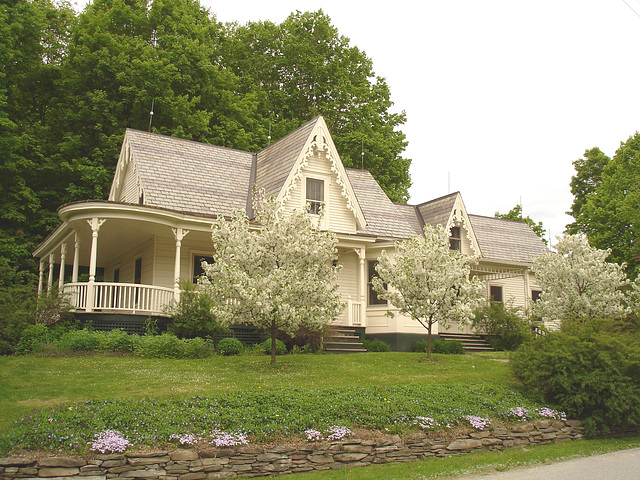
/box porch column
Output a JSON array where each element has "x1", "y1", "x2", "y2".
[
  {"x1": 47, "y1": 253, "x2": 55, "y2": 292},
  {"x1": 72, "y1": 231, "x2": 80, "y2": 283},
  {"x1": 37, "y1": 260, "x2": 44, "y2": 297},
  {"x1": 172, "y1": 227, "x2": 190, "y2": 301},
  {"x1": 523, "y1": 267, "x2": 530, "y2": 309},
  {"x1": 358, "y1": 247, "x2": 366, "y2": 326},
  {"x1": 58, "y1": 242, "x2": 67, "y2": 290},
  {"x1": 86, "y1": 218, "x2": 106, "y2": 312}
]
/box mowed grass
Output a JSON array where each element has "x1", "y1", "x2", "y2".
[{"x1": 0, "y1": 352, "x2": 511, "y2": 433}]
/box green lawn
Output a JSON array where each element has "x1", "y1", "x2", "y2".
[{"x1": 0, "y1": 352, "x2": 512, "y2": 433}]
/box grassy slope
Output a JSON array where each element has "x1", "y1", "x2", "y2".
[{"x1": 0, "y1": 352, "x2": 511, "y2": 432}]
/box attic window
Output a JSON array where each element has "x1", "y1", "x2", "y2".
[
  {"x1": 449, "y1": 226, "x2": 461, "y2": 250},
  {"x1": 306, "y1": 178, "x2": 324, "y2": 215}
]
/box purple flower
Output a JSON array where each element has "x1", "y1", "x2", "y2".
[
  {"x1": 415, "y1": 416, "x2": 438, "y2": 429},
  {"x1": 90, "y1": 430, "x2": 131, "y2": 453},
  {"x1": 466, "y1": 415, "x2": 491, "y2": 430}
]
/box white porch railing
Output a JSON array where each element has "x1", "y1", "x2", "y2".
[
  {"x1": 344, "y1": 296, "x2": 365, "y2": 327},
  {"x1": 62, "y1": 282, "x2": 174, "y2": 316}
]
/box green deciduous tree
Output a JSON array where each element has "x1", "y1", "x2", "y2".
[
  {"x1": 495, "y1": 204, "x2": 547, "y2": 245},
  {"x1": 567, "y1": 133, "x2": 640, "y2": 278},
  {"x1": 200, "y1": 194, "x2": 343, "y2": 364},
  {"x1": 532, "y1": 234, "x2": 629, "y2": 327},
  {"x1": 372, "y1": 224, "x2": 485, "y2": 358},
  {"x1": 224, "y1": 10, "x2": 411, "y2": 202}
]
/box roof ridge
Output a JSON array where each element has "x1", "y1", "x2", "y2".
[
  {"x1": 257, "y1": 116, "x2": 322, "y2": 155},
  {"x1": 412, "y1": 191, "x2": 460, "y2": 207},
  {"x1": 469, "y1": 213, "x2": 531, "y2": 224},
  {"x1": 126, "y1": 128, "x2": 254, "y2": 155}
]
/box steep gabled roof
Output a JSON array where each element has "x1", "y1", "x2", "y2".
[
  {"x1": 255, "y1": 118, "x2": 319, "y2": 198},
  {"x1": 114, "y1": 129, "x2": 254, "y2": 217},
  {"x1": 393, "y1": 203, "x2": 424, "y2": 236},
  {"x1": 469, "y1": 214, "x2": 548, "y2": 264},
  {"x1": 416, "y1": 192, "x2": 458, "y2": 228},
  {"x1": 346, "y1": 169, "x2": 417, "y2": 238}
]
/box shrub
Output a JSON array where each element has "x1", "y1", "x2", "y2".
[
  {"x1": 432, "y1": 339, "x2": 464, "y2": 354},
  {"x1": 262, "y1": 338, "x2": 286, "y2": 356},
  {"x1": 511, "y1": 319, "x2": 640, "y2": 436},
  {"x1": 0, "y1": 265, "x2": 37, "y2": 355},
  {"x1": 58, "y1": 329, "x2": 103, "y2": 352},
  {"x1": 102, "y1": 329, "x2": 135, "y2": 353},
  {"x1": 413, "y1": 338, "x2": 464, "y2": 354},
  {"x1": 472, "y1": 302, "x2": 532, "y2": 351},
  {"x1": 165, "y1": 280, "x2": 225, "y2": 339},
  {"x1": 217, "y1": 337, "x2": 244, "y2": 356},
  {"x1": 15, "y1": 324, "x2": 52, "y2": 355},
  {"x1": 278, "y1": 324, "x2": 326, "y2": 352},
  {"x1": 134, "y1": 333, "x2": 184, "y2": 359},
  {"x1": 181, "y1": 337, "x2": 214, "y2": 358},
  {"x1": 363, "y1": 338, "x2": 391, "y2": 352}
]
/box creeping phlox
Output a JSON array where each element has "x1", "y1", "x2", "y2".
[
  {"x1": 414, "y1": 416, "x2": 439, "y2": 429},
  {"x1": 90, "y1": 430, "x2": 132, "y2": 453},
  {"x1": 536, "y1": 407, "x2": 567, "y2": 421},
  {"x1": 305, "y1": 426, "x2": 352, "y2": 442},
  {"x1": 170, "y1": 431, "x2": 248, "y2": 447},
  {"x1": 465, "y1": 415, "x2": 491, "y2": 430}
]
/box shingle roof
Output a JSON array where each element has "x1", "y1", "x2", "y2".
[
  {"x1": 416, "y1": 193, "x2": 458, "y2": 228},
  {"x1": 393, "y1": 203, "x2": 424, "y2": 236},
  {"x1": 126, "y1": 129, "x2": 253, "y2": 217},
  {"x1": 469, "y1": 214, "x2": 548, "y2": 264},
  {"x1": 255, "y1": 118, "x2": 318, "y2": 197},
  {"x1": 345, "y1": 168, "x2": 417, "y2": 238}
]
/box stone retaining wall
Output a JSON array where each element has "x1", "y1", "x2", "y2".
[{"x1": 0, "y1": 419, "x2": 585, "y2": 479}]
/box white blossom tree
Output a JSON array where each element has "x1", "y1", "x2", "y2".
[
  {"x1": 532, "y1": 234, "x2": 629, "y2": 327},
  {"x1": 200, "y1": 194, "x2": 343, "y2": 364},
  {"x1": 372, "y1": 224, "x2": 485, "y2": 358}
]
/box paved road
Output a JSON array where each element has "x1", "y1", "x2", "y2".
[{"x1": 450, "y1": 447, "x2": 640, "y2": 479}]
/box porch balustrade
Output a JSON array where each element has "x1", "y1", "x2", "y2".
[
  {"x1": 345, "y1": 296, "x2": 365, "y2": 326},
  {"x1": 62, "y1": 282, "x2": 174, "y2": 316}
]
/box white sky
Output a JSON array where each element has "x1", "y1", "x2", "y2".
[{"x1": 76, "y1": 0, "x2": 640, "y2": 244}]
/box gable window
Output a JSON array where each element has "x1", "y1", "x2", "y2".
[
  {"x1": 531, "y1": 289, "x2": 542, "y2": 302},
  {"x1": 449, "y1": 226, "x2": 461, "y2": 251},
  {"x1": 490, "y1": 285, "x2": 503, "y2": 303},
  {"x1": 306, "y1": 178, "x2": 324, "y2": 215},
  {"x1": 193, "y1": 254, "x2": 214, "y2": 284},
  {"x1": 368, "y1": 260, "x2": 387, "y2": 305}
]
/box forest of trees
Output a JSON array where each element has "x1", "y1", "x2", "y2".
[{"x1": 1, "y1": 0, "x2": 411, "y2": 274}]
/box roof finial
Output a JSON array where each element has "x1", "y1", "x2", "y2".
[
  {"x1": 148, "y1": 98, "x2": 155, "y2": 132},
  {"x1": 267, "y1": 121, "x2": 272, "y2": 146},
  {"x1": 361, "y1": 139, "x2": 364, "y2": 169}
]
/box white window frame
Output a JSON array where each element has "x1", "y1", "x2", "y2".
[
  {"x1": 303, "y1": 173, "x2": 330, "y2": 228},
  {"x1": 191, "y1": 251, "x2": 214, "y2": 284}
]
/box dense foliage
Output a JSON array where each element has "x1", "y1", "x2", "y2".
[
  {"x1": 362, "y1": 338, "x2": 391, "y2": 352},
  {"x1": 0, "y1": 0, "x2": 410, "y2": 275},
  {"x1": 567, "y1": 133, "x2": 640, "y2": 278},
  {"x1": 0, "y1": 383, "x2": 558, "y2": 454},
  {"x1": 414, "y1": 339, "x2": 465, "y2": 355},
  {"x1": 472, "y1": 303, "x2": 532, "y2": 351},
  {"x1": 164, "y1": 280, "x2": 225, "y2": 339},
  {"x1": 0, "y1": 265, "x2": 37, "y2": 355},
  {"x1": 511, "y1": 319, "x2": 640, "y2": 436},
  {"x1": 201, "y1": 195, "x2": 343, "y2": 364},
  {"x1": 373, "y1": 224, "x2": 485, "y2": 358}
]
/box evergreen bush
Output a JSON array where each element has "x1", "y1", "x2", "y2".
[
  {"x1": 472, "y1": 302, "x2": 532, "y2": 351},
  {"x1": 511, "y1": 319, "x2": 640, "y2": 436},
  {"x1": 363, "y1": 338, "x2": 391, "y2": 352},
  {"x1": 217, "y1": 337, "x2": 244, "y2": 356},
  {"x1": 262, "y1": 338, "x2": 286, "y2": 356}
]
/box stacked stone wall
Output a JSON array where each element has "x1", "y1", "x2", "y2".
[{"x1": 0, "y1": 419, "x2": 592, "y2": 479}]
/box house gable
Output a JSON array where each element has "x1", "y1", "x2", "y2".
[
  {"x1": 416, "y1": 192, "x2": 481, "y2": 256},
  {"x1": 109, "y1": 133, "x2": 143, "y2": 204},
  {"x1": 259, "y1": 116, "x2": 366, "y2": 233}
]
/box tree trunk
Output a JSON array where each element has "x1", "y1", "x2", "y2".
[
  {"x1": 270, "y1": 320, "x2": 277, "y2": 365},
  {"x1": 427, "y1": 321, "x2": 432, "y2": 359}
]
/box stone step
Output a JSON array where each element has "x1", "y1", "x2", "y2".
[{"x1": 438, "y1": 333, "x2": 492, "y2": 352}]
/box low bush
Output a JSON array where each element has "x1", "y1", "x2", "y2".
[
  {"x1": 134, "y1": 333, "x2": 212, "y2": 359},
  {"x1": 58, "y1": 329, "x2": 103, "y2": 352},
  {"x1": 472, "y1": 302, "x2": 532, "y2": 351},
  {"x1": 432, "y1": 339, "x2": 465, "y2": 354},
  {"x1": 363, "y1": 338, "x2": 391, "y2": 352},
  {"x1": 262, "y1": 338, "x2": 286, "y2": 356},
  {"x1": 414, "y1": 338, "x2": 464, "y2": 354},
  {"x1": 511, "y1": 319, "x2": 640, "y2": 436},
  {"x1": 217, "y1": 337, "x2": 244, "y2": 356},
  {"x1": 15, "y1": 324, "x2": 52, "y2": 355},
  {"x1": 102, "y1": 329, "x2": 135, "y2": 353}
]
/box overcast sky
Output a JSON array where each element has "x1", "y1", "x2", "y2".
[{"x1": 76, "y1": 0, "x2": 640, "y2": 244}]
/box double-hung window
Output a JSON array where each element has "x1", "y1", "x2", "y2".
[
  {"x1": 449, "y1": 226, "x2": 461, "y2": 251},
  {"x1": 306, "y1": 178, "x2": 324, "y2": 215}
]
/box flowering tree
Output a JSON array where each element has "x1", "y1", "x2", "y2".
[
  {"x1": 532, "y1": 234, "x2": 628, "y2": 326},
  {"x1": 200, "y1": 194, "x2": 343, "y2": 364},
  {"x1": 372, "y1": 224, "x2": 485, "y2": 358}
]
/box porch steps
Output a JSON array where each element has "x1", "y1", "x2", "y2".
[
  {"x1": 324, "y1": 327, "x2": 367, "y2": 354},
  {"x1": 438, "y1": 332, "x2": 493, "y2": 352}
]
